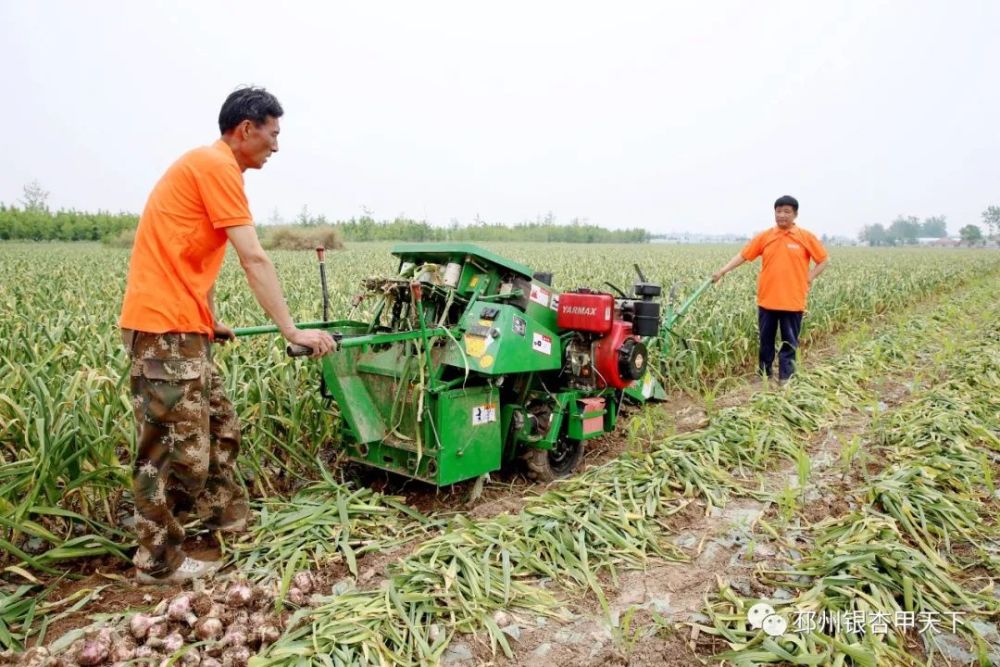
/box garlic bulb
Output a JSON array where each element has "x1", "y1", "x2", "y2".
[
  {"x1": 286, "y1": 587, "x2": 306, "y2": 607},
  {"x1": 221, "y1": 646, "x2": 250, "y2": 667},
  {"x1": 221, "y1": 624, "x2": 248, "y2": 648},
  {"x1": 256, "y1": 625, "x2": 280, "y2": 646},
  {"x1": 147, "y1": 620, "x2": 169, "y2": 641},
  {"x1": 135, "y1": 645, "x2": 157, "y2": 659},
  {"x1": 180, "y1": 648, "x2": 201, "y2": 666},
  {"x1": 109, "y1": 637, "x2": 137, "y2": 663},
  {"x1": 291, "y1": 571, "x2": 315, "y2": 595},
  {"x1": 225, "y1": 582, "x2": 253, "y2": 608},
  {"x1": 162, "y1": 632, "x2": 184, "y2": 653},
  {"x1": 167, "y1": 594, "x2": 198, "y2": 625},
  {"x1": 191, "y1": 592, "x2": 214, "y2": 617},
  {"x1": 75, "y1": 639, "x2": 110, "y2": 666},
  {"x1": 129, "y1": 613, "x2": 167, "y2": 640},
  {"x1": 195, "y1": 617, "x2": 224, "y2": 641}
]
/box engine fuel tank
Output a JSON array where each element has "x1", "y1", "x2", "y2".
[{"x1": 557, "y1": 290, "x2": 614, "y2": 334}]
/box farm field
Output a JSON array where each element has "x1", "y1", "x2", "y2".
[{"x1": 1, "y1": 241, "x2": 1000, "y2": 666}]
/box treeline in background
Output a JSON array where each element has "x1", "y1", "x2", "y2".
[
  {"x1": 0, "y1": 182, "x2": 651, "y2": 246},
  {"x1": 0, "y1": 210, "x2": 650, "y2": 249},
  {"x1": 858, "y1": 210, "x2": 1000, "y2": 246},
  {"x1": 0, "y1": 203, "x2": 138, "y2": 242},
  {"x1": 0, "y1": 206, "x2": 652, "y2": 247},
  {"x1": 7, "y1": 180, "x2": 997, "y2": 247},
  {"x1": 334, "y1": 215, "x2": 651, "y2": 244}
]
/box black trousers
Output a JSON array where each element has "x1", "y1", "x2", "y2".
[{"x1": 758, "y1": 307, "x2": 803, "y2": 380}]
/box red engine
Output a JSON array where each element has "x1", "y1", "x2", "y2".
[
  {"x1": 558, "y1": 289, "x2": 648, "y2": 390},
  {"x1": 593, "y1": 320, "x2": 646, "y2": 389},
  {"x1": 557, "y1": 291, "x2": 614, "y2": 333}
]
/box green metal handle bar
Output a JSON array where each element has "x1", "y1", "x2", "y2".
[
  {"x1": 233, "y1": 321, "x2": 344, "y2": 337},
  {"x1": 661, "y1": 277, "x2": 713, "y2": 332},
  {"x1": 233, "y1": 322, "x2": 449, "y2": 349}
]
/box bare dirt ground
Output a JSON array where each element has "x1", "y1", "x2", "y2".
[{"x1": 459, "y1": 400, "x2": 887, "y2": 667}]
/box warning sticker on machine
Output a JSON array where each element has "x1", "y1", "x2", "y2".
[
  {"x1": 529, "y1": 284, "x2": 550, "y2": 307},
  {"x1": 464, "y1": 334, "x2": 487, "y2": 358},
  {"x1": 472, "y1": 404, "x2": 497, "y2": 425},
  {"x1": 549, "y1": 294, "x2": 560, "y2": 312},
  {"x1": 532, "y1": 332, "x2": 552, "y2": 355}
]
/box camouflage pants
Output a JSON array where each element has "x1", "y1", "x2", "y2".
[{"x1": 124, "y1": 329, "x2": 248, "y2": 577}]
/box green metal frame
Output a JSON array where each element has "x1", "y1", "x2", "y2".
[
  {"x1": 391, "y1": 242, "x2": 535, "y2": 280},
  {"x1": 233, "y1": 245, "x2": 712, "y2": 486}
]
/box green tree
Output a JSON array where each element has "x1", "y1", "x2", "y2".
[
  {"x1": 0, "y1": 203, "x2": 138, "y2": 241},
  {"x1": 981, "y1": 205, "x2": 1000, "y2": 239},
  {"x1": 959, "y1": 224, "x2": 983, "y2": 245},
  {"x1": 887, "y1": 216, "x2": 921, "y2": 245},
  {"x1": 859, "y1": 223, "x2": 888, "y2": 246},
  {"x1": 20, "y1": 180, "x2": 50, "y2": 212},
  {"x1": 296, "y1": 205, "x2": 314, "y2": 226},
  {"x1": 920, "y1": 216, "x2": 947, "y2": 238}
]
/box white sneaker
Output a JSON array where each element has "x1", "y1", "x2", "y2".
[{"x1": 136, "y1": 557, "x2": 221, "y2": 585}]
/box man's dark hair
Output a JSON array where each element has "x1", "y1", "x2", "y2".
[
  {"x1": 774, "y1": 195, "x2": 799, "y2": 212},
  {"x1": 218, "y1": 87, "x2": 283, "y2": 135}
]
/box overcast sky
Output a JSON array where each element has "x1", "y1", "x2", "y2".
[{"x1": 2, "y1": 1, "x2": 997, "y2": 237}]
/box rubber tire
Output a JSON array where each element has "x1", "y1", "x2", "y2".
[{"x1": 523, "y1": 438, "x2": 584, "y2": 482}]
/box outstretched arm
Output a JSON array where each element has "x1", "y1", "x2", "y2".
[
  {"x1": 225, "y1": 225, "x2": 336, "y2": 357},
  {"x1": 712, "y1": 253, "x2": 747, "y2": 283}
]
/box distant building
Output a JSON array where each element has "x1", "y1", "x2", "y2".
[
  {"x1": 824, "y1": 236, "x2": 858, "y2": 247},
  {"x1": 914, "y1": 237, "x2": 961, "y2": 247},
  {"x1": 651, "y1": 233, "x2": 750, "y2": 244}
]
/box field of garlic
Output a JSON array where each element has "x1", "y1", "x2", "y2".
[{"x1": 1, "y1": 242, "x2": 1000, "y2": 666}]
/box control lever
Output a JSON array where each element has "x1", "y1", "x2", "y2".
[{"x1": 286, "y1": 332, "x2": 342, "y2": 358}]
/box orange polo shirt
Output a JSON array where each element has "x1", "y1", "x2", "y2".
[
  {"x1": 741, "y1": 225, "x2": 828, "y2": 312},
  {"x1": 120, "y1": 140, "x2": 253, "y2": 337}
]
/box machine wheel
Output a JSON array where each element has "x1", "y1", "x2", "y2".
[{"x1": 523, "y1": 437, "x2": 583, "y2": 482}]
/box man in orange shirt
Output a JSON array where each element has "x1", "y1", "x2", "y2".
[
  {"x1": 120, "y1": 87, "x2": 336, "y2": 583},
  {"x1": 711, "y1": 195, "x2": 829, "y2": 382}
]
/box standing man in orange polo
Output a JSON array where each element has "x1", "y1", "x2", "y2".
[
  {"x1": 120, "y1": 87, "x2": 336, "y2": 583},
  {"x1": 711, "y1": 195, "x2": 829, "y2": 382}
]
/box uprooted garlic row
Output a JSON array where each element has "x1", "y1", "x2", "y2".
[{"x1": 7, "y1": 577, "x2": 314, "y2": 667}]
